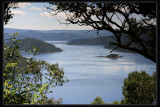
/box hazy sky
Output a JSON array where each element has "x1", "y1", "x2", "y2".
[
  {"x1": 4, "y1": 2, "x2": 93, "y2": 30},
  {"x1": 4, "y1": 2, "x2": 155, "y2": 30}
]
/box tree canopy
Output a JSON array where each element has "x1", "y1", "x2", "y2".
[
  {"x1": 46, "y1": 2, "x2": 156, "y2": 63},
  {"x1": 122, "y1": 71, "x2": 156, "y2": 104}
]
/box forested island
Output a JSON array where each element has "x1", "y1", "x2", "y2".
[
  {"x1": 6, "y1": 38, "x2": 62, "y2": 53},
  {"x1": 67, "y1": 36, "x2": 109, "y2": 45},
  {"x1": 67, "y1": 36, "x2": 135, "y2": 53}
]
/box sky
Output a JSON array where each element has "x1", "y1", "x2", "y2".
[
  {"x1": 4, "y1": 2, "x2": 156, "y2": 30},
  {"x1": 4, "y1": 2, "x2": 93, "y2": 30}
]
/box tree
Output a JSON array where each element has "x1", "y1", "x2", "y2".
[
  {"x1": 90, "y1": 96, "x2": 105, "y2": 104},
  {"x1": 3, "y1": 33, "x2": 68, "y2": 104},
  {"x1": 112, "y1": 100, "x2": 121, "y2": 104},
  {"x1": 4, "y1": 2, "x2": 18, "y2": 25},
  {"x1": 90, "y1": 97, "x2": 121, "y2": 104},
  {"x1": 122, "y1": 71, "x2": 156, "y2": 104},
  {"x1": 46, "y1": 3, "x2": 156, "y2": 63},
  {"x1": 3, "y1": 3, "x2": 69, "y2": 104},
  {"x1": 91, "y1": 71, "x2": 156, "y2": 105}
]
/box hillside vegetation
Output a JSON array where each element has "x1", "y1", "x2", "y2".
[
  {"x1": 67, "y1": 36, "x2": 134, "y2": 53},
  {"x1": 6, "y1": 38, "x2": 62, "y2": 53},
  {"x1": 67, "y1": 36, "x2": 109, "y2": 45},
  {"x1": 67, "y1": 25, "x2": 155, "y2": 53}
]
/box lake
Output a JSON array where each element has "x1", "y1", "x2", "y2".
[{"x1": 21, "y1": 41, "x2": 156, "y2": 104}]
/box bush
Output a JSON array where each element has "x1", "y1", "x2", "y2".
[
  {"x1": 122, "y1": 71, "x2": 156, "y2": 104},
  {"x1": 3, "y1": 33, "x2": 69, "y2": 104},
  {"x1": 91, "y1": 97, "x2": 105, "y2": 104},
  {"x1": 91, "y1": 71, "x2": 156, "y2": 105}
]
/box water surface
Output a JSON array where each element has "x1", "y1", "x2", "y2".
[{"x1": 21, "y1": 42, "x2": 156, "y2": 104}]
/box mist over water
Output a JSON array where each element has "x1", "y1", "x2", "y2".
[{"x1": 21, "y1": 41, "x2": 156, "y2": 104}]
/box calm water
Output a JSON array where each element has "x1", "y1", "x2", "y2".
[{"x1": 21, "y1": 41, "x2": 156, "y2": 104}]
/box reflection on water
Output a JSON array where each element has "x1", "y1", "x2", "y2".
[{"x1": 21, "y1": 42, "x2": 156, "y2": 104}]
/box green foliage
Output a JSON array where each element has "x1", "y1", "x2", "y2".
[
  {"x1": 3, "y1": 33, "x2": 69, "y2": 105},
  {"x1": 91, "y1": 71, "x2": 156, "y2": 105},
  {"x1": 90, "y1": 97, "x2": 105, "y2": 104},
  {"x1": 119, "y1": 98, "x2": 127, "y2": 104},
  {"x1": 91, "y1": 97, "x2": 122, "y2": 105},
  {"x1": 107, "y1": 100, "x2": 121, "y2": 104},
  {"x1": 122, "y1": 71, "x2": 156, "y2": 104},
  {"x1": 112, "y1": 100, "x2": 121, "y2": 104}
]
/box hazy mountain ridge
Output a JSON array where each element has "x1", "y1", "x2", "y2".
[
  {"x1": 4, "y1": 31, "x2": 83, "y2": 41},
  {"x1": 4, "y1": 28, "x2": 113, "y2": 41}
]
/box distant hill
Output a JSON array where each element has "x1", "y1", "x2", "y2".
[
  {"x1": 67, "y1": 36, "x2": 111, "y2": 45},
  {"x1": 67, "y1": 25, "x2": 155, "y2": 53},
  {"x1": 4, "y1": 28, "x2": 29, "y2": 33},
  {"x1": 37, "y1": 30, "x2": 113, "y2": 39},
  {"x1": 67, "y1": 35, "x2": 136, "y2": 53},
  {"x1": 6, "y1": 38, "x2": 62, "y2": 53},
  {"x1": 4, "y1": 28, "x2": 113, "y2": 41},
  {"x1": 4, "y1": 31, "x2": 84, "y2": 41}
]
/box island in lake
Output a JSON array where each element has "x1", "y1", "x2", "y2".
[
  {"x1": 6, "y1": 38, "x2": 62, "y2": 53},
  {"x1": 96, "y1": 54, "x2": 123, "y2": 59},
  {"x1": 67, "y1": 36, "x2": 135, "y2": 53}
]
